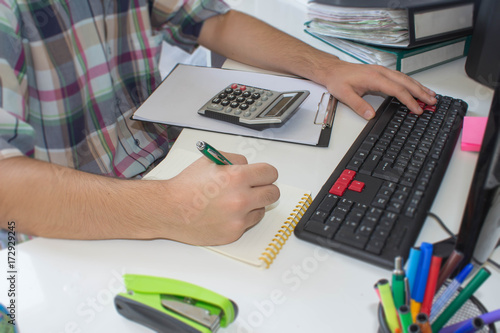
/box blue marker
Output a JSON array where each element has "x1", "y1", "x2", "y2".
[
  {"x1": 430, "y1": 263, "x2": 474, "y2": 321},
  {"x1": 412, "y1": 242, "x2": 433, "y2": 302},
  {"x1": 405, "y1": 247, "x2": 421, "y2": 295},
  {"x1": 410, "y1": 242, "x2": 433, "y2": 319}
]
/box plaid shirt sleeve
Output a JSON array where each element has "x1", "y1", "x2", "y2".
[
  {"x1": 0, "y1": 0, "x2": 35, "y2": 160},
  {"x1": 151, "y1": 0, "x2": 230, "y2": 53}
]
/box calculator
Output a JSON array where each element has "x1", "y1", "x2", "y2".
[{"x1": 197, "y1": 83, "x2": 310, "y2": 130}]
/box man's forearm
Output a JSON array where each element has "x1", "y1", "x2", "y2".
[
  {"x1": 199, "y1": 10, "x2": 337, "y2": 84},
  {"x1": 0, "y1": 156, "x2": 161, "y2": 240},
  {"x1": 0, "y1": 154, "x2": 280, "y2": 245}
]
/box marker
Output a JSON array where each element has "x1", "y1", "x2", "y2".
[
  {"x1": 405, "y1": 248, "x2": 421, "y2": 295},
  {"x1": 411, "y1": 243, "x2": 433, "y2": 320},
  {"x1": 377, "y1": 279, "x2": 401, "y2": 333},
  {"x1": 404, "y1": 277, "x2": 410, "y2": 307},
  {"x1": 196, "y1": 141, "x2": 233, "y2": 165},
  {"x1": 392, "y1": 256, "x2": 406, "y2": 310},
  {"x1": 398, "y1": 305, "x2": 413, "y2": 333},
  {"x1": 431, "y1": 267, "x2": 491, "y2": 332},
  {"x1": 454, "y1": 317, "x2": 484, "y2": 333},
  {"x1": 415, "y1": 313, "x2": 432, "y2": 333},
  {"x1": 420, "y1": 256, "x2": 441, "y2": 316},
  {"x1": 408, "y1": 323, "x2": 421, "y2": 333},
  {"x1": 374, "y1": 282, "x2": 382, "y2": 302},
  {"x1": 429, "y1": 263, "x2": 474, "y2": 322},
  {"x1": 436, "y1": 249, "x2": 464, "y2": 291},
  {"x1": 439, "y1": 309, "x2": 500, "y2": 333}
]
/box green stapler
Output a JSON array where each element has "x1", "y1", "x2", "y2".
[{"x1": 114, "y1": 274, "x2": 238, "y2": 333}]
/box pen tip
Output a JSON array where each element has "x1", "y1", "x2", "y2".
[{"x1": 196, "y1": 141, "x2": 205, "y2": 150}]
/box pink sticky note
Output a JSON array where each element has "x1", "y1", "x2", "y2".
[{"x1": 461, "y1": 116, "x2": 488, "y2": 152}]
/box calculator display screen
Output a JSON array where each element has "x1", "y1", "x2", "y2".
[{"x1": 263, "y1": 93, "x2": 297, "y2": 118}]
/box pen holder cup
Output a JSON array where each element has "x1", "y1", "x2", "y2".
[{"x1": 377, "y1": 286, "x2": 496, "y2": 333}]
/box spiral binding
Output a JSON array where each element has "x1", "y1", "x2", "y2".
[{"x1": 259, "y1": 194, "x2": 313, "y2": 268}]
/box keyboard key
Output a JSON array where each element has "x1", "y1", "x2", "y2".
[
  {"x1": 360, "y1": 153, "x2": 382, "y2": 175},
  {"x1": 305, "y1": 220, "x2": 336, "y2": 239},
  {"x1": 348, "y1": 180, "x2": 365, "y2": 192},
  {"x1": 334, "y1": 228, "x2": 369, "y2": 249},
  {"x1": 366, "y1": 238, "x2": 385, "y2": 255},
  {"x1": 317, "y1": 194, "x2": 339, "y2": 213}
]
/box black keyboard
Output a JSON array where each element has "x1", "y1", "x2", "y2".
[{"x1": 294, "y1": 94, "x2": 468, "y2": 269}]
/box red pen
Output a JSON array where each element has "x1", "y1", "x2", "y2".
[{"x1": 420, "y1": 256, "x2": 442, "y2": 315}]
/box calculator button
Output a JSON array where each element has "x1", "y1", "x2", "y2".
[
  {"x1": 209, "y1": 104, "x2": 223, "y2": 111},
  {"x1": 212, "y1": 98, "x2": 221, "y2": 104},
  {"x1": 225, "y1": 107, "x2": 232, "y2": 113},
  {"x1": 230, "y1": 102, "x2": 239, "y2": 108},
  {"x1": 233, "y1": 89, "x2": 242, "y2": 96},
  {"x1": 252, "y1": 93, "x2": 261, "y2": 99},
  {"x1": 219, "y1": 93, "x2": 227, "y2": 99},
  {"x1": 227, "y1": 94, "x2": 236, "y2": 101},
  {"x1": 225, "y1": 88, "x2": 233, "y2": 94},
  {"x1": 236, "y1": 96, "x2": 245, "y2": 103},
  {"x1": 250, "y1": 106, "x2": 257, "y2": 112},
  {"x1": 262, "y1": 96, "x2": 268, "y2": 101},
  {"x1": 244, "y1": 111, "x2": 251, "y2": 117},
  {"x1": 234, "y1": 109, "x2": 242, "y2": 115},
  {"x1": 239, "y1": 85, "x2": 247, "y2": 91},
  {"x1": 221, "y1": 100, "x2": 230, "y2": 106},
  {"x1": 256, "y1": 101, "x2": 263, "y2": 106},
  {"x1": 246, "y1": 98, "x2": 255, "y2": 105},
  {"x1": 266, "y1": 91, "x2": 273, "y2": 96},
  {"x1": 242, "y1": 91, "x2": 251, "y2": 98},
  {"x1": 240, "y1": 103, "x2": 249, "y2": 110},
  {"x1": 231, "y1": 83, "x2": 238, "y2": 89}
]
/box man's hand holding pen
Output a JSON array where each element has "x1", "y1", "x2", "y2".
[{"x1": 155, "y1": 150, "x2": 280, "y2": 246}]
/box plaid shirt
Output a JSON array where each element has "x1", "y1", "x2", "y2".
[
  {"x1": 0, "y1": 0, "x2": 229, "y2": 178},
  {"x1": 0, "y1": 0, "x2": 229, "y2": 249}
]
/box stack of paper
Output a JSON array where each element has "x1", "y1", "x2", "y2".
[
  {"x1": 309, "y1": 35, "x2": 398, "y2": 68},
  {"x1": 307, "y1": 3, "x2": 409, "y2": 47}
]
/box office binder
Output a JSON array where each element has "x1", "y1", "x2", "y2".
[
  {"x1": 307, "y1": 0, "x2": 474, "y2": 48},
  {"x1": 306, "y1": 31, "x2": 471, "y2": 75},
  {"x1": 144, "y1": 147, "x2": 313, "y2": 269},
  {"x1": 132, "y1": 64, "x2": 334, "y2": 147}
]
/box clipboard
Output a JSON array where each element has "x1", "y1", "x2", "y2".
[
  {"x1": 132, "y1": 64, "x2": 335, "y2": 147},
  {"x1": 314, "y1": 92, "x2": 338, "y2": 146}
]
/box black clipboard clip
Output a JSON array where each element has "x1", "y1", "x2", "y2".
[{"x1": 314, "y1": 92, "x2": 338, "y2": 130}]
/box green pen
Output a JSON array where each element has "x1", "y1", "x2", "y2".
[
  {"x1": 431, "y1": 267, "x2": 491, "y2": 332},
  {"x1": 398, "y1": 304, "x2": 413, "y2": 333},
  {"x1": 196, "y1": 141, "x2": 233, "y2": 165},
  {"x1": 392, "y1": 256, "x2": 406, "y2": 310}
]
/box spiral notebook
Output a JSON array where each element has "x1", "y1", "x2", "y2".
[{"x1": 144, "y1": 147, "x2": 312, "y2": 269}]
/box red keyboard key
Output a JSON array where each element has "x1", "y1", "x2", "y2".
[
  {"x1": 424, "y1": 105, "x2": 436, "y2": 112},
  {"x1": 341, "y1": 169, "x2": 356, "y2": 180},
  {"x1": 337, "y1": 176, "x2": 352, "y2": 185},
  {"x1": 329, "y1": 182, "x2": 347, "y2": 196},
  {"x1": 348, "y1": 180, "x2": 365, "y2": 193}
]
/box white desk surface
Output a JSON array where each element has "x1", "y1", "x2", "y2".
[{"x1": 1, "y1": 0, "x2": 498, "y2": 332}]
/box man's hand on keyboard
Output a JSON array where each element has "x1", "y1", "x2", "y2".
[{"x1": 316, "y1": 59, "x2": 437, "y2": 120}]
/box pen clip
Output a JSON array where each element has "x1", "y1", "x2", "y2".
[{"x1": 314, "y1": 92, "x2": 337, "y2": 129}]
